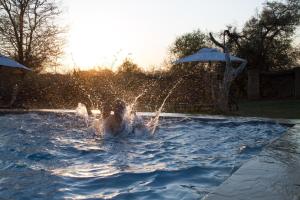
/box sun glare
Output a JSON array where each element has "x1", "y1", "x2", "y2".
[
  {"x1": 62, "y1": 0, "x2": 175, "y2": 72},
  {"x1": 61, "y1": 0, "x2": 269, "y2": 72},
  {"x1": 62, "y1": 1, "x2": 133, "y2": 71},
  {"x1": 64, "y1": 18, "x2": 131, "y2": 71}
]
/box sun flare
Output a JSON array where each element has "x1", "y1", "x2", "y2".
[
  {"x1": 64, "y1": 19, "x2": 133, "y2": 71},
  {"x1": 61, "y1": 0, "x2": 269, "y2": 72}
]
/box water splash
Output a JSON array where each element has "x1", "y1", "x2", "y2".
[
  {"x1": 126, "y1": 96, "x2": 149, "y2": 136},
  {"x1": 147, "y1": 79, "x2": 183, "y2": 135},
  {"x1": 75, "y1": 78, "x2": 183, "y2": 137},
  {"x1": 75, "y1": 103, "x2": 89, "y2": 126},
  {"x1": 127, "y1": 88, "x2": 148, "y2": 115}
]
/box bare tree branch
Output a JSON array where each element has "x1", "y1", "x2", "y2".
[
  {"x1": 209, "y1": 32, "x2": 225, "y2": 50},
  {"x1": 209, "y1": 32, "x2": 247, "y2": 112},
  {"x1": 0, "y1": 0, "x2": 64, "y2": 71}
]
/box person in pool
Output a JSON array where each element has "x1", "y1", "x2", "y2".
[{"x1": 102, "y1": 99, "x2": 127, "y2": 136}]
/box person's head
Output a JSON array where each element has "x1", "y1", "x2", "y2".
[{"x1": 113, "y1": 99, "x2": 126, "y2": 118}]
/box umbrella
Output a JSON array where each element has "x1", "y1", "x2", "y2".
[
  {"x1": 0, "y1": 55, "x2": 31, "y2": 71},
  {"x1": 174, "y1": 48, "x2": 246, "y2": 64}
]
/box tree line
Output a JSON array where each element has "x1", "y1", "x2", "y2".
[
  {"x1": 16, "y1": 64, "x2": 214, "y2": 112},
  {"x1": 0, "y1": 0, "x2": 299, "y2": 72},
  {"x1": 170, "y1": 0, "x2": 300, "y2": 72},
  {"x1": 0, "y1": 0, "x2": 299, "y2": 111}
]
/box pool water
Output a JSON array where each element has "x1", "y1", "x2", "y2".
[{"x1": 0, "y1": 113, "x2": 287, "y2": 200}]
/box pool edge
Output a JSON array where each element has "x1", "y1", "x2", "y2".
[
  {"x1": 0, "y1": 108, "x2": 297, "y2": 123},
  {"x1": 204, "y1": 121, "x2": 300, "y2": 200}
]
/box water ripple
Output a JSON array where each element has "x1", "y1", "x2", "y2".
[{"x1": 0, "y1": 113, "x2": 287, "y2": 200}]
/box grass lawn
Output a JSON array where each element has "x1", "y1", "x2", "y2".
[{"x1": 237, "y1": 99, "x2": 300, "y2": 119}]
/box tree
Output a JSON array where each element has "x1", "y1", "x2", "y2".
[
  {"x1": 117, "y1": 58, "x2": 142, "y2": 74},
  {"x1": 227, "y1": 0, "x2": 300, "y2": 71},
  {"x1": 168, "y1": 29, "x2": 212, "y2": 75},
  {"x1": 169, "y1": 29, "x2": 210, "y2": 60},
  {"x1": 0, "y1": 0, "x2": 64, "y2": 72},
  {"x1": 209, "y1": 33, "x2": 247, "y2": 112}
]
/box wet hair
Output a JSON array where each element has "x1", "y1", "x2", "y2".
[{"x1": 113, "y1": 99, "x2": 126, "y2": 116}]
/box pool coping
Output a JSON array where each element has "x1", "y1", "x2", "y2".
[
  {"x1": 1, "y1": 109, "x2": 299, "y2": 200},
  {"x1": 0, "y1": 108, "x2": 296, "y2": 122},
  {"x1": 204, "y1": 120, "x2": 300, "y2": 200}
]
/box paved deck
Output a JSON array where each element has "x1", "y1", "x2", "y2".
[{"x1": 204, "y1": 120, "x2": 300, "y2": 200}]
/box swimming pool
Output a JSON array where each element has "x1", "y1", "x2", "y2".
[{"x1": 0, "y1": 112, "x2": 287, "y2": 200}]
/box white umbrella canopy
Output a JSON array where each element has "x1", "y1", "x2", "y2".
[
  {"x1": 0, "y1": 55, "x2": 31, "y2": 71},
  {"x1": 174, "y1": 48, "x2": 246, "y2": 64}
]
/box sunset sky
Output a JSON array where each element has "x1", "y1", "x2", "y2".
[{"x1": 61, "y1": 0, "x2": 269, "y2": 71}]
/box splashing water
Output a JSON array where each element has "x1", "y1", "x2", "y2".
[
  {"x1": 126, "y1": 80, "x2": 158, "y2": 114},
  {"x1": 75, "y1": 102, "x2": 138, "y2": 137},
  {"x1": 75, "y1": 79, "x2": 183, "y2": 136},
  {"x1": 147, "y1": 78, "x2": 183, "y2": 135},
  {"x1": 75, "y1": 103, "x2": 89, "y2": 126},
  {"x1": 127, "y1": 92, "x2": 144, "y2": 115}
]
